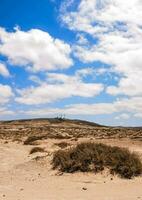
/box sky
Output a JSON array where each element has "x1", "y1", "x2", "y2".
[{"x1": 0, "y1": 0, "x2": 142, "y2": 126}]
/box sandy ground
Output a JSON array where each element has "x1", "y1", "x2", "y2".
[{"x1": 0, "y1": 139, "x2": 142, "y2": 200}]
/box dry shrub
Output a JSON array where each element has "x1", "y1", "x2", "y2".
[
  {"x1": 24, "y1": 135, "x2": 47, "y2": 145},
  {"x1": 30, "y1": 147, "x2": 45, "y2": 154},
  {"x1": 55, "y1": 142, "x2": 69, "y2": 149},
  {"x1": 52, "y1": 142, "x2": 142, "y2": 179}
]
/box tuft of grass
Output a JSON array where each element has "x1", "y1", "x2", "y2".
[
  {"x1": 55, "y1": 142, "x2": 70, "y2": 149},
  {"x1": 24, "y1": 135, "x2": 47, "y2": 145},
  {"x1": 52, "y1": 142, "x2": 142, "y2": 179},
  {"x1": 30, "y1": 147, "x2": 45, "y2": 154}
]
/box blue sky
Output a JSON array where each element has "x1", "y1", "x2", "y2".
[{"x1": 0, "y1": 0, "x2": 142, "y2": 126}]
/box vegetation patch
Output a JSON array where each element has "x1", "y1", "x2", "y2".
[
  {"x1": 24, "y1": 135, "x2": 47, "y2": 145},
  {"x1": 55, "y1": 142, "x2": 70, "y2": 149},
  {"x1": 30, "y1": 147, "x2": 45, "y2": 154},
  {"x1": 52, "y1": 142, "x2": 142, "y2": 179}
]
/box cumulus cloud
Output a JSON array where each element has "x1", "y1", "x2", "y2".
[
  {"x1": 61, "y1": 0, "x2": 142, "y2": 97},
  {"x1": 134, "y1": 113, "x2": 142, "y2": 118},
  {"x1": 21, "y1": 96, "x2": 142, "y2": 119},
  {"x1": 0, "y1": 27, "x2": 73, "y2": 72},
  {"x1": 20, "y1": 103, "x2": 116, "y2": 117},
  {"x1": 64, "y1": 97, "x2": 142, "y2": 116},
  {"x1": 15, "y1": 71, "x2": 104, "y2": 105},
  {"x1": 1, "y1": 0, "x2": 142, "y2": 124},
  {"x1": 61, "y1": 0, "x2": 142, "y2": 35},
  {"x1": 0, "y1": 84, "x2": 13, "y2": 104},
  {"x1": 107, "y1": 72, "x2": 142, "y2": 96},
  {"x1": 115, "y1": 113, "x2": 130, "y2": 120},
  {"x1": 0, "y1": 63, "x2": 10, "y2": 77},
  {"x1": 0, "y1": 107, "x2": 14, "y2": 115}
]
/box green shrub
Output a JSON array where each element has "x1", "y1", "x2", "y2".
[{"x1": 52, "y1": 142, "x2": 142, "y2": 179}]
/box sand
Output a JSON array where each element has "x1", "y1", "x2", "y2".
[{"x1": 0, "y1": 138, "x2": 142, "y2": 200}]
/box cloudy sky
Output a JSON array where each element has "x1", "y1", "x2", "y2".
[{"x1": 0, "y1": 0, "x2": 142, "y2": 126}]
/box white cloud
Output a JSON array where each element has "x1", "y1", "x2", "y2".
[
  {"x1": 21, "y1": 103, "x2": 116, "y2": 117},
  {"x1": 60, "y1": 0, "x2": 75, "y2": 13},
  {"x1": 61, "y1": 0, "x2": 142, "y2": 97},
  {"x1": 115, "y1": 113, "x2": 130, "y2": 120},
  {"x1": 15, "y1": 71, "x2": 104, "y2": 105},
  {"x1": 76, "y1": 33, "x2": 89, "y2": 45},
  {"x1": 65, "y1": 97, "x2": 142, "y2": 116},
  {"x1": 75, "y1": 67, "x2": 94, "y2": 77},
  {"x1": 115, "y1": 97, "x2": 142, "y2": 114},
  {"x1": 0, "y1": 84, "x2": 13, "y2": 104},
  {"x1": 0, "y1": 107, "x2": 14, "y2": 116},
  {"x1": 61, "y1": 0, "x2": 142, "y2": 35},
  {"x1": 0, "y1": 63, "x2": 10, "y2": 77},
  {"x1": 134, "y1": 113, "x2": 142, "y2": 118},
  {"x1": 0, "y1": 27, "x2": 73, "y2": 72},
  {"x1": 22, "y1": 96, "x2": 142, "y2": 118},
  {"x1": 29, "y1": 75, "x2": 43, "y2": 84}
]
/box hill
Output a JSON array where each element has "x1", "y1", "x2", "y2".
[{"x1": 0, "y1": 118, "x2": 142, "y2": 141}]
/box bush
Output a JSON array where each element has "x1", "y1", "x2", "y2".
[
  {"x1": 24, "y1": 135, "x2": 47, "y2": 145},
  {"x1": 55, "y1": 142, "x2": 70, "y2": 149},
  {"x1": 52, "y1": 142, "x2": 142, "y2": 179},
  {"x1": 30, "y1": 147, "x2": 45, "y2": 154}
]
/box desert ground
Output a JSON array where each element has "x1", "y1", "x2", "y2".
[{"x1": 0, "y1": 118, "x2": 142, "y2": 200}]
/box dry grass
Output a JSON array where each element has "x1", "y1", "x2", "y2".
[
  {"x1": 30, "y1": 147, "x2": 45, "y2": 154},
  {"x1": 52, "y1": 142, "x2": 142, "y2": 179},
  {"x1": 24, "y1": 135, "x2": 47, "y2": 145},
  {"x1": 54, "y1": 142, "x2": 70, "y2": 149}
]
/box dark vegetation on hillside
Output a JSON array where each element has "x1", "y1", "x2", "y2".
[
  {"x1": 0, "y1": 118, "x2": 102, "y2": 127},
  {"x1": 54, "y1": 141, "x2": 70, "y2": 149},
  {"x1": 24, "y1": 135, "x2": 48, "y2": 145},
  {"x1": 30, "y1": 147, "x2": 45, "y2": 154},
  {"x1": 52, "y1": 142, "x2": 142, "y2": 179}
]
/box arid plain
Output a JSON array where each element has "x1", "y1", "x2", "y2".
[{"x1": 0, "y1": 118, "x2": 142, "y2": 200}]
